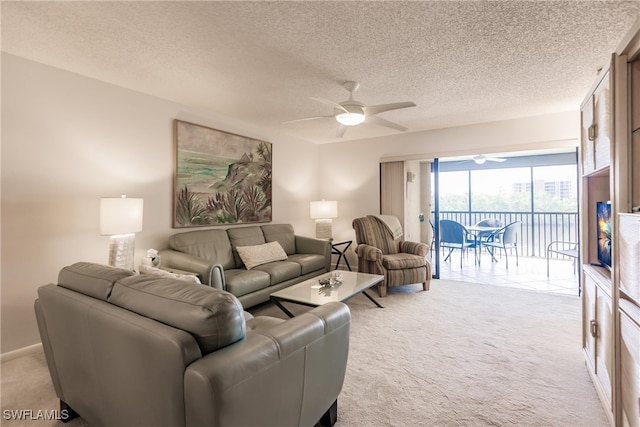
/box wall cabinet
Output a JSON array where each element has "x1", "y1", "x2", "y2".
[
  {"x1": 580, "y1": 19, "x2": 640, "y2": 427},
  {"x1": 582, "y1": 71, "x2": 612, "y2": 175},
  {"x1": 581, "y1": 60, "x2": 615, "y2": 424},
  {"x1": 619, "y1": 214, "x2": 640, "y2": 427},
  {"x1": 619, "y1": 214, "x2": 640, "y2": 302},
  {"x1": 619, "y1": 300, "x2": 640, "y2": 427},
  {"x1": 583, "y1": 265, "x2": 614, "y2": 421}
]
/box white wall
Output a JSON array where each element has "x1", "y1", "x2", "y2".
[
  {"x1": 1, "y1": 54, "x2": 320, "y2": 353},
  {"x1": 1, "y1": 53, "x2": 581, "y2": 354}
]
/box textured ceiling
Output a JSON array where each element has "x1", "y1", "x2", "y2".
[{"x1": 2, "y1": 1, "x2": 640, "y2": 144}]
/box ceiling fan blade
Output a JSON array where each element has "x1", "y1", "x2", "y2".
[
  {"x1": 363, "y1": 101, "x2": 416, "y2": 116},
  {"x1": 283, "y1": 115, "x2": 334, "y2": 125},
  {"x1": 367, "y1": 115, "x2": 408, "y2": 132},
  {"x1": 336, "y1": 124, "x2": 348, "y2": 138},
  {"x1": 488, "y1": 157, "x2": 507, "y2": 162},
  {"x1": 310, "y1": 97, "x2": 349, "y2": 114}
]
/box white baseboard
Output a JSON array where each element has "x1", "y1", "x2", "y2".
[{"x1": 1, "y1": 343, "x2": 43, "y2": 362}]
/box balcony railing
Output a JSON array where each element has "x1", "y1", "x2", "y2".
[{"x1": 436, "y1": 210, "x2": 579, "y2": 258}]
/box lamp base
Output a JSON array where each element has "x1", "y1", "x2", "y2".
[
  {"x1": 315, "y1": 219, "x2": 333, "y2": 240},
  {"x1": 108, "y1": 233, "x2": 136, "y2": 270}
]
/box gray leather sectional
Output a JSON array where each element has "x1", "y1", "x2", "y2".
[
  {"x1": 159, "y1": 223, "x2": 331, "y2": 308},
  {"x1": 34, "y1": 262, "x2": 351, "y2": 426}
]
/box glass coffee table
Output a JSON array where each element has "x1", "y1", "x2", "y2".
[{"x1": 270, "y1": 271, "x2": 384, "y2": 317}]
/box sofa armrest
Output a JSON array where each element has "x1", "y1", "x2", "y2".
[
  {"x1": 400, "y1": 241, "x2": 429, "y2": 257},
  {"x1": 157, "y1": 250, "x2": 224, "y2": 289},
  {"x1": 295, "y1": 235, "x2": 332, "y2": 271},
  {"x1": 184, "y1": 302, "x2": 351, "y2": 427}
]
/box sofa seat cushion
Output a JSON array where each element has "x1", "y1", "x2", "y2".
[
  {"x1": 287, "y1": 254, "x2": 326, "y2": 275},
  {"x1": 58, "y1": 262, "x2": 134, "y2": 301},
  {"x1": 109, "y1": 275, "x2": 245, "y2": 355},
  {"x1": 382, "y1": 253, "x2": 427, "y2": 270},
  {"x1": 253, "y1": 261, "x2": 301, "y2": 285},
  {"x1": 224, "y1": 269, "x2": 271, "y2": 297},
  {"x1": 245, "y1": 316, "x2": 285, "y2": 335}
]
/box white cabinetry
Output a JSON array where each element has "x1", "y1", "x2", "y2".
[
  {"x1": 583, "y1": 19, "x2": 640, "y2": 427},
  {"x1": 582, "y1": 71, "x2": 612, "y2": 175},
  {"x1": 583, "y1": 265, "x2": 614, "y2": 421},
  {"x1": 619, "y1": 300, "x2": 640, "y2": 427},
  {"x1": 618, "y1": 214, "x2": 640, "y2": 427}
]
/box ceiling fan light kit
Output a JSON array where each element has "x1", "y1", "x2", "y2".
[
  {"x1": 472, "y1": 154, "x2": 507, "y2": 164},
  {"x1": 474, "y1": 156, "x2": 487, "y2": 165},
  {"x1": 285, "y1": 80, "x2": 416, "y2": 137},
  {"x1": 335, "y1": 110, "x2": 365, "y2": 126}
]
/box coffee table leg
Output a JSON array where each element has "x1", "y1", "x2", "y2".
[
  {"x1": 270, "y1": 297, "x2": 295, "y2": 318},
  {"x1": 361, "y1": 290, "x2": 384, "y2": 308}
]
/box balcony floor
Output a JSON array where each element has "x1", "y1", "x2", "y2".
[{"x1": 434, "y1": 249, "x2": 580, "y2": 297}]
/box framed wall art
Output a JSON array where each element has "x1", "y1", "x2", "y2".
[{"x1": 173, "y1": 119, "x2": 272, "y2": 228}]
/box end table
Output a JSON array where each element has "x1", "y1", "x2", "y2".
[{"x1": 331, "y1": 240, "x2": 352, "y2": 271}]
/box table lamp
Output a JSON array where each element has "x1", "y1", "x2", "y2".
[
  {"x1": 310, "y1": 200, "x2": 338, "y2": 240},
  {"x1": 100, "y1": 195, "x2": 144, "y2": 270}
]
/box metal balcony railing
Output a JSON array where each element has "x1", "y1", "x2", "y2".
[{"x1": 435, "y1": 210, "x2": 579, "y2": 258}]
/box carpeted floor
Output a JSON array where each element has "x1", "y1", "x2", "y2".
[{"x1": 1, "y1": 279, "x2": 608, "y2": 426}]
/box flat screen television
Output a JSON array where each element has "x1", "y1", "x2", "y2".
[{"x1": 596, "y1": 201, "x2": 612, "y2": 269}]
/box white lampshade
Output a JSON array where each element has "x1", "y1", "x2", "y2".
[
  {"x1": 100, "y1": 195, "x2": 144, "y2": 235},
  {"x1": 310, "y1": 200, "x2": 338, "y2": 219}
]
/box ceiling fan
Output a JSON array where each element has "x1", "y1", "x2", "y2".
[
  {"x1": 284, "y1": 81, "x2": 416, "y2": 137},
  {"x1": 471, "y1": 154, "x2": 506, "y2": 165}
]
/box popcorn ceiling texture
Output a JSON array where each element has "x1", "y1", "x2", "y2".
[{"x1": 2, "y1": 1, "x2": 639, "y2": 143}]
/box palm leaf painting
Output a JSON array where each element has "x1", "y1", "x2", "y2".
[{"x1": 173, "y1": 120, "x2": 272, "y2": 227}]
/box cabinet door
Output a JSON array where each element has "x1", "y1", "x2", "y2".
[
  {"x1": 582, "y1": 95, "x2": 595, "y2": 174},
  {"x1": 594, "y1": 72, "x2": 612, "y2": 170},
  {"x1": 619, "y1": 214, "x2": 640, "y2": 303},
  {"x1": 596, "y1": 287, "x2": 613, "y2": 404},
  {"x1": 619, "y1": 303, "x2": 640, "y2": 427},
  {"x1": 583, "y1": 269, "x2": 614, "y2": 409},
  {"x1": 583, "y1": 275, "x2": 597, "y2": 368},
  {"x1": 632, "y1": 59, "x2": 640, "y2": 132},
  {"x1": 634, "y1": 131, "x2": 640, "y2": 209}
]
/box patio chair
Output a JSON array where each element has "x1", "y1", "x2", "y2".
[
  {"x1": 473, "y1": 218, "x2": 502, "y2": 239},
  {"x1": 429, "y1": 219, "x2": 436, "y2": 255},
  {"x1": 482, "y1": 221, "x2": 521, "y2": 269},
  {"x1": 352, "y1": 215, "x2": 431, "y2": 297},
  {"x1": 439, "y1": 219, "x2": 476, "y2": 269},
  {"x1": 546, "y1": 241, "x2": 579, "y2": 277}
]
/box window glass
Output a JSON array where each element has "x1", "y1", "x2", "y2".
[
  {"x1": 531, "y1": 165, "x2": 578, "y2": 212},
  {"x1": 470, "y1": 168, "x2": 531, "y2": 212},
  {"x1": 438, "y1": 171, "x2": 469, "y2": 211}
]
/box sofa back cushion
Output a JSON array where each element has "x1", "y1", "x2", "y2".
[
  {"x1": 261, "y1": 224, "x2": 296, "y2": 255},
  {"x1": 169, "y1": 229, "x2": 235, "y2": 270},
  {"x1": 109, "y1": 276, "x2": 246, "y2": 355},
  {"x1": 227, "y1": 226, "x2": 266, "y2": 268},
  {"x1": 58, "y1": 262, "x2": 134, "y2": 301}
]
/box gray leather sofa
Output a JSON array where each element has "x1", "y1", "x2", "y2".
[
  {"x1": 159, "y1": 224, "x2": 331, "y2": 308},
  {"x1": 35, "y1": 262, "x2": 351, "y2": 427}
]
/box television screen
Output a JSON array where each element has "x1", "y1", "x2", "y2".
[{"x1": 596, "y1": 201, "x2": 612, "y2": 269}]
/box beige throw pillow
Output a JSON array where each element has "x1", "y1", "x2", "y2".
[{"x1": 236, "y1": 241, "x2": 288, "y2": 270}]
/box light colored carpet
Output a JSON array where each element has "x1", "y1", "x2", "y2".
[{"x1": 1, "y1": 279, "x2": 608, "y2": 426}]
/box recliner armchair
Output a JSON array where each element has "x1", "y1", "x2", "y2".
[{"x1": 352, "y1": 215, "x2": 431, "y2": 297}]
